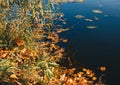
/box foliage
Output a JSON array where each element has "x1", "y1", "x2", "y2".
[
  {"x1": 49, "y1": 67, "x2": 106, "y2": 85},
  {"x1": 0, "y1": 0, "x2": 63, "y2": 84},
  {"x1": 0, "y1": 0, "x2": 106, "y2": 85}
]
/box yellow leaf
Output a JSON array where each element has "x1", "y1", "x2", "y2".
[
  {"x1": 20, "y1": 48, "x2": 27, "y2": 54},
  {"x1": 82, "y1": 68, "x2": 87, "y2": 71},
  {"x1": 89, "y1": 73, "x2": 95, "y2": 77},
  {"x1": 79, "y1": 72, "x2": 84, "y2": 76},
  {"x1": 51, "y1": 44, "x2": 58, "y2": 49},
  {"x1": 86, "y1": 70, "x2": 91, "y2": 75},
  {"x1": 10, "y1": 74, "x2": 18, "y2": 79},
  {"x1": 92, "y1": 77, "x2": 97, "y2": 81}
]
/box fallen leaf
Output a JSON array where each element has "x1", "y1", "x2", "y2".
[{"x1": 10, "y1": 74, "x2": 18, "y2": 79}]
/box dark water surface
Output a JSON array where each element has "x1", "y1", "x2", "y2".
[{"x1": 60, "y1": 0, "x2": 120, "y2": 85}]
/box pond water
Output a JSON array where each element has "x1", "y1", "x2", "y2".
[{"x1": 59, "y1": 0, "x2": 120, "y2": 85}]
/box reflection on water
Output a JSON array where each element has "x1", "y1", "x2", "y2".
[{"x1": 59, "y1": 0, "x2": 120, "y2": 85}]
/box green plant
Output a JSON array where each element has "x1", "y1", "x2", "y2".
[{"x1": 0, "y1": 0, "x2": 62, "y2": 84}]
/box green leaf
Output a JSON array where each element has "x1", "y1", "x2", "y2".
[
  {"x1": 48, "y1": 62, "x2": 59, "y2": 67},
  {"x1": 46, "y1": 69, "x2": 54, "y2": 78}
]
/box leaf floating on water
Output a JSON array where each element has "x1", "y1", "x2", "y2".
[
  {"x1": 79, "y1": 0, "x2": 84, "y2": 2},
  {"x1": 99, "y1": 66, "x2": 106, "y2": 72},
  {"x1": 94, "y1": 16, "x2": 99, "y2": 20},
  {"x1": 63, "y1": 21, "x2": 67, "y2": 24},
  {"x1": 60, "y1": 13, "x2": 64, "y2": 17},
  {"x1": 62, "y1": 39, "x2": 68, "y2": 43},
  {"x1": 85, "y1": 18, "x2": 93, "y2": 22},
  {"x1": 62, "y1": 28, "x2": 69, "y2": 31},
  {"x1": 92, "y1": 10, "x2": 102, "y2": 13},
  {"x1": 86, "y1": 26, "x2": 96, "y2": 29},
  {"x1": 75, "y1": 15, "x2": 85, "y2": 19},
  {"x1": 57, "y1": 28, "x2": 69, "y2": 33}
]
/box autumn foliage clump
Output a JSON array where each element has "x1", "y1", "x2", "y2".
[{"x1": 0, "y1": 0, "x2": 106, "y2": 85}]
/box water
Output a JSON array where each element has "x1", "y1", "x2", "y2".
[{"x1": 59, "y1": 0, "x2": 120, "y2": 85}]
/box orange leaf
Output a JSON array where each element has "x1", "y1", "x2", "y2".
[
  {"x1": 16, "y1": 38, "x2": 25, "y2": 46},
  {"x1": 62, "y1": 39, "x2": 68, "y2": 43},
  {"x1": 99, "y1": 66, "x2": 106, "y2": 72},
  {"x1": 37, "y1": 24, "x2": 43, "y2": 27},
  {"x1": 0, "y1": 49, "x2": 3, "y2": 58}
]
